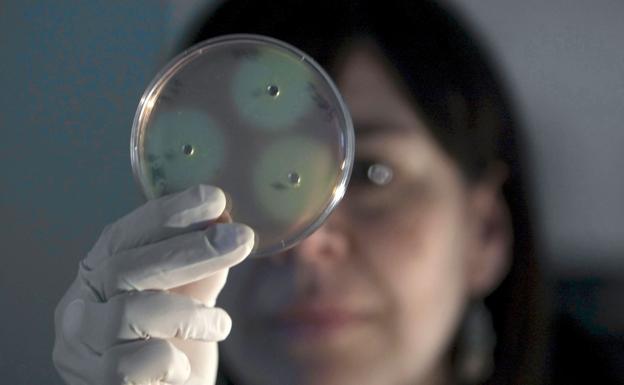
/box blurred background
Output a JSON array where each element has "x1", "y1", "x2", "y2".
[{"x1": 1, "y1": 0, "x2": 622, "y2": 383}]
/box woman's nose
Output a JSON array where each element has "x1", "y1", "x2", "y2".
[{"x1": 287, "y1": 209, "x2": 350, "y2": 266}]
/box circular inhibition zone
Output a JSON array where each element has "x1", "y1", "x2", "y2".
[{"x1": 231, "y1": 46, "x2": 315, "y2": 131}]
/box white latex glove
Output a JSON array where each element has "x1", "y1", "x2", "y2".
[{"x1": 53, "y1": 185, "x2": 255, "y2": 385}]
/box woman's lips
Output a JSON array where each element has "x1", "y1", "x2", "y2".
[{"x1": 271, "y1": 304, "x2": 374, "y2": 338}]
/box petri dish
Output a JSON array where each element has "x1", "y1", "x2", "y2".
[{"x1": 130, "y1": 34, "x2": 354, "y2": 257}]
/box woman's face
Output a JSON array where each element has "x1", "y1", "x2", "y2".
[{"x1": 218, "y1": 42, "x2": 510, "y2": 385}]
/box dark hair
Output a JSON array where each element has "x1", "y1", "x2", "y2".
[{"x1": 189, "y1": 1, "x2": 547, "y2": 384}]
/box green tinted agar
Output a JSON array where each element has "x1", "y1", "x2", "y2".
[{"x1": 130, "y1": 35, "x2": 354, "y2": 257}]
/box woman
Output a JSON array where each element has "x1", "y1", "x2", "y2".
[
  {"x1": 192, "y1": 1, "x2": 546, "y2": 384},
  {"x1": 53, "y1": 1, "x2": 547, "y2": 384}
]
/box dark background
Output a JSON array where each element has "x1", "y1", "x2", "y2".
[{"x1": 1, "y1": 0, "x2": 622, "y2": 383}]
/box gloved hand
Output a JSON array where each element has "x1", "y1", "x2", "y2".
[{"x1": 53, "y1": 185, "x2": 255, "y2": 385}]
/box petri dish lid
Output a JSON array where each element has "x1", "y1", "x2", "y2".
[{"x1": 130, "y1": 34, "x2": 354, "y2": 257}]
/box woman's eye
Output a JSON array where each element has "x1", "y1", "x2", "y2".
[{"x1": 351, "y1": 160, "x2": 394, "y2": 186}]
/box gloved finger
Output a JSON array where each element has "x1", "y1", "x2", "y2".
[
  {"x1": 101, "y1": 339, "x2": 190, "y2": 385},
  {"x1": 80, "y1": 223, "x2": 254, "y2": 300},
  {"x1": 169, "y1": 267, "x2": 229, "y2": 307},
  {"x1": 86, "y1": 185, "x2": 227, "y2": 267},
  {"x1": 80, "y1": 290, "x2": 232, "y2": 353}
]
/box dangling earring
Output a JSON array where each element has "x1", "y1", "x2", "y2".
[{"x1": 455, "y1": 301, "x2": 496, "y2": 384}]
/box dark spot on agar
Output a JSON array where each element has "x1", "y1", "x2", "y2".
[
  {"x1": 267, "y1": 85, "x2": 280, "y2": 97},
  {"x1": 182, "y1": 144, "x2": 194, "y2": 156}
]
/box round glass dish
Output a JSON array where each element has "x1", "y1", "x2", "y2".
[{"x1": 130, "y1": 34, "x2": 354, "y2": 257}]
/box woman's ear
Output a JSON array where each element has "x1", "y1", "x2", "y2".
[{"x1": 465, "y1": 163, "x2": 513, "y2": 298}]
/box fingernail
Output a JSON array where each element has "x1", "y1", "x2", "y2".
[
  {"x1": 213, "y1": 308, "x2": 232, "y2": 339},
  {"x1": 162, "y1": 185, "x2": 226, "y2": 228},
  {"x1": 204, "y1": 223, "x2": 254, "y2": 255}
]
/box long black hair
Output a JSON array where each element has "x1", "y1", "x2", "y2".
[{"x1": 188, "y1": 1, "x2": 547, "y2": 384}]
